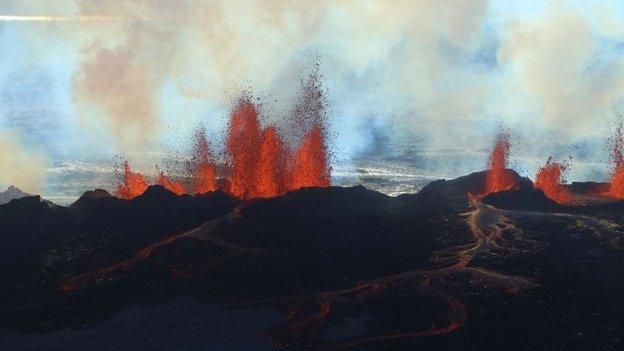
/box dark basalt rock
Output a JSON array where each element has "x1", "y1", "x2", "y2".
[
  {"x1": 412, "y1": 169, "x2": 531, "y2": 209},
  {"x1": 567, "y1": 181, "x2": 609, "y2": 194},
  {"x1": 481, "y1": 183, "x2": 564, "y2": 212},
  {"x1": 211, "y1": 185, "x2": 438, "y2": 296},
  {"x1": 1, "y1": 175, "x2": 624, "y2": 351},
  {"x1": 243, "y1": 185, "x2": 396, "y2": 217},
  {"x1": 70, "y1": 188, "x2": 114, "y2": 207}
]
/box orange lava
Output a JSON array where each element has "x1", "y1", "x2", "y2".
[
  {"x1": 112, "y1": 72, "x2": 331, "y2": 201},
  {"x1": 534, "y1": 157, "x2": 572, "y2": 204},
  {"x1": 226, "y1": 100, "x2": 263, "y2": 199},
  {"x1": 191, "y1": 125, "x2": 217, "y2": 194},
  {"x1": 287, "y1": 124, "x2": 331, "y2": 190},
  {"x1": 255, "y1": 126, "x2": 285, "y2": 198},
  {"x1": 608, "y1": 122, "x2": 624, "y2": 199},
  {"x1": 483, "y1": 132, "x2": 517, "y2": 195},
  {"x1": 116, "y1": 161, "x2": 149, "y2": 199},
  {"x1": 157, "y1": 172, "x2": 186, "y2": 195},
  {"x1": 224, "y1": 98, "x2": 330, "y2": 199}
]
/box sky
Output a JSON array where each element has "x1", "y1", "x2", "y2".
[{"x1": 1, "y1": 0, "x2": 624, "y2": 202}]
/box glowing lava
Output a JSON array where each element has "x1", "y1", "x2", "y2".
[
  {"x1": 226, "y1": 100, "x2": 263, "y2": 199},
  {"x1": 116, "y1": 161, "x2": 149, "y2": 200},
  {"x1": 483, "y1": 132, "x2": 517, "y2": 195},
  {"x1": 157, "y1": 172, "x2": 186, "y2": 196},
  {"x1": 255, "y1": 126, "x2": 285, "y2": 198},
  {"x1": 608, "y1": 122, "x2": 624, "y2": 199},
  {"x1": 287, "y1": 124, "x2": 331, "y2": 190},
  {"x1": 112, "y1": 71, "x2": 331, "y2": 201},
  {"x1": 534, "y1": 157, "x2": 572, "y2": 204},
  {"x1": 224, "y1": 99, "x2": 330, "y2": 199}
]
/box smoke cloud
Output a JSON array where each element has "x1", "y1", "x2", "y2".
[
  {"x1": 67, "y1": 0, "x2": 495, "y2": 154},
  {"x1": 3, "y1": 0, "x2": 624, "y2": 194},
  {"x1": 497, "y1": 4, "x2": 624, "y2": 136},
  {"x1": 0, "y1": 130, "x2": 46, "y2": 193}
]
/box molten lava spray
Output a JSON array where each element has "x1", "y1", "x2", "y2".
[
  {"x1": 226, "y1": 100, "x2": 263, "y2": 199},
  {"x1": 111, "y1": 70, "x2": 331, "y2": 201},
  {"x1": 224, "y1": 98, "x2": 331, "y2": 199},
  {"x1": 117, "y1": 161, "x2": 148, "y2": 200},
  {"x1": 222, "y1": 69, "x2": 332, "y2": 200},
  {"x1": 534, "y1": 157, "x2": 572, "y2": 204},
  {"x1": 288, "y1": 125, "x2": 331, "y2": 190},
  {"x1": 157, "y1": 172, "x2": 186, "y2": 195},
  {"x1": 483, "y1": 132, "x2": 517, "y2": 195},
  {"x1": 608, "y1": 122, "x2": 624, "y2": 198},
  {"x1": 285, "y1": 65, "x2": 331, "y2": 192},
  {"x1": 255, "y1": 126, "x2": 285, "y2": 198},
  {"x1": 191, "y1": 125, "x2": 217, "y2": 194}
]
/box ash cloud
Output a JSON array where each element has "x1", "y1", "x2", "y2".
[
  {"x1": 68, "y1": 0, "x2": 494, "y2": 159},
  {"x1": 0, "y1": 130, "x2": 46, "y2": 193},
  {"x1": 496, "y1": 4, "x2": 624, "y2": 136},
  {"x1": 2, "y1": 0, "x2": 624, "y2": 193}
]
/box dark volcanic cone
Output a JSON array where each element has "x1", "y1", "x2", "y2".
[
  {"x1": 70, "y1": 189, "x2": 116, "y2": 209},
  {"x1": 482, "y1": 186, "x2": 564, "y2": 212},
  {"x1": 414, "y1": 169, "x2": 530, "y2": 208}
]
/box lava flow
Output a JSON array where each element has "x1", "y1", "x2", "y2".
[
  {"x1": 607, "y1": 122, "x2": 624, "y2": 199},
  {"x1": 534, "y1": 157, "x2": 572, "y2": 204},
  {"x1": 117, "y1": 161, "x2": 149, "y2": 200},
  {"x1": 483, "y1": 132, "x2": 517, "y2": 195}
]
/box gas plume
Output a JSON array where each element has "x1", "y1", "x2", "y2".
[
  {"x1": 0, "y1": 131, "x2": 46, "y2": 194},
  {"x1": 9, "y1": 1, "x2": 624, "y2": 194}
]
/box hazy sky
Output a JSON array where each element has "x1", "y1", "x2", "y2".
[{"x1": 1, "y1": 0, "x2": 624, "y2": 198}]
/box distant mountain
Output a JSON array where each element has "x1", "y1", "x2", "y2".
[
  {"x1": 0, "y1": 186, "x2": 31, "y2": 205},
  {"x1": 0, "y1": 186, "x2": 58, "y2": 208}
]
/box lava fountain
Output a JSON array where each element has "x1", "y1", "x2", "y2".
[
  {"x1": 117, "y1": 161, "x2": 149, "y2": 200},
  {"x1": 255, "y1": 126, "x2": 286, "y2": 198},
  {"x1": 112, "y1": 70, "x2": 331, "y2": 200},
  {"x1": 223, "y1": 69, "x2": 331, "y2": 199},
  {"x1": 224, "y1": 98, "x2": 330, "y2": 199},
  {"x1": 226, "y1": 99, "x2": 264, "y2": 199},
  {"x1": 483, "y1": 132, "x2": 517, "y2": 195},
  {"x1": 534, "y1": 157, "x2": 572, "y2": 204},
  {"x1": 608, "y1": 122, "x2": 624, "y2": 199},
  {"x1": 287, "y1": 124, "x2": 331, "y2": 190}
]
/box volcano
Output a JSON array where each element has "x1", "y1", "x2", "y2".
[
  {"x1": 2, "y1": 171, "x2": 624, "y2": 350},
  {"x1": 0, "y1": 185, "x2": 31, "y2": 205}
]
